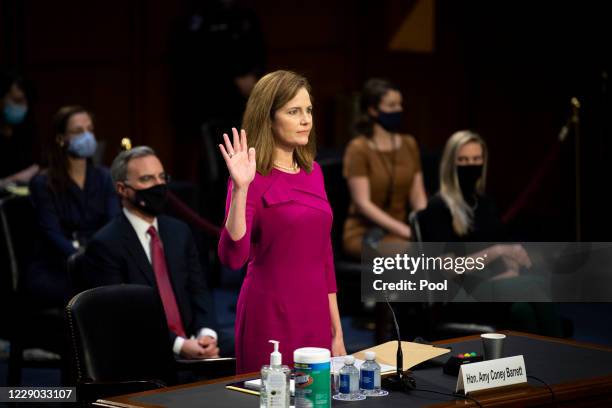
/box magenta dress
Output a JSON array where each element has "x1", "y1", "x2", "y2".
[{"x1": 218, "y1": 162, "x2": 337, "y2": 374}]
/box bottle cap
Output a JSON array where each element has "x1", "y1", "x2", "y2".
[
  {"x1": 364, "y1": 351, "x2": 376, "y2": 361},
  {"x1": 344, "y1": 355, "x2": 355, "y2": 365},
  {"x1": 294, "y1": 347, "x2": 330, "y2": 364},
  {"x1": 269, "y1": 340, "x2": 282, "y2": 366}
]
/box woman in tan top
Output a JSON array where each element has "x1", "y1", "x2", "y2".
[{"x1": 343, "y1": 79, "x2": 427, "y2": 259}]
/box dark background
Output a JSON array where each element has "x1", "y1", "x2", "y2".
[
  {"x1": 2, "y1": 0, "x2": 611, "y2": 239},
  {"x1": 2, "y1": 0, "x2": 612, "y2": 389}
]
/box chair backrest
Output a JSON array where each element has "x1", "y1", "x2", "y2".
[
  {"x1": 408, "y1": 211, "x2": 423, "y2": 243},
  {"x1": 0, "y1": 195, "x2": 39, "y2": 292},
  {"x1": 65, "y1": 284, "x2": 175, "y2": 385},
  {"x1": 319, "y1": 156, "x2": 351, "y2": 256}
]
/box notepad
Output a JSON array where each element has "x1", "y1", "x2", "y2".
[
  {"x1": 225, "y1": 380, "x2": 297, "y2": 408},
  {"x1": 354, "y1": 341, "x2": 451, "y2": 370}
]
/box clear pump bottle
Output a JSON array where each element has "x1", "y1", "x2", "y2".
[{"x1": 260, "y1": 340, "x2": 291, "y2": 408}]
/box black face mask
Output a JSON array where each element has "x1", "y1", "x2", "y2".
[
  {"x1": 457, "y1": 165, "x2": 483, "y2": 202},
  {"x1": 125, "y1": 183, "x2": 168, "y2": 216},
  {"x1": 376, "y1": 110, "x2": 403, "y2": 133}
]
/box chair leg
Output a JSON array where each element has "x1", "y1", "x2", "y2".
[{"x1": 8, "y1": 339, "x2": 23, "y2": 386}]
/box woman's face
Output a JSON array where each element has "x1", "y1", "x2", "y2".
[
  {"x1": 370, "y1": 89, "x2": 403, "y2": 116},
  {"x1": 2, "y1": 83, "x2": 27, "y2": 109},
  {"x1": 63, "y1": 112, "x2": 94, "y2": 143},
  {"x1": 272, "y1": 87, "x2": 312, "y2": 149},
  {"x1": 456, "y1": 142, "x2": 484, "y2": 166}
]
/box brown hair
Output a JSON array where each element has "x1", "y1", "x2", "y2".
[
  {"x1": 46, "y1": 105, "x2": 92, "y2": 192},
  {"x1": 355, "y1": 78, "x2": 400, "y2": 137},
  {"x1": 242, "y1": 70, "x2": 316, "y2": 175}
]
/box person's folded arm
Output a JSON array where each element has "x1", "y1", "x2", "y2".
[
  {"x1": 347, "y1": 176, "x2": 412, "y2": 239},
  {"x1": 1, "y1": 164, "x2": 40, "y2": 186},
  {"x1": 29, "y1": 176, "x2": 77, "y2": 257},
  {"x1": 409, "y1": 171, "x2": 428, "y2": 212}
]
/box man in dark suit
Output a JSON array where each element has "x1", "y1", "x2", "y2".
[{"x1": 83, "y1": 146, "x2": 220, "y2": 359}]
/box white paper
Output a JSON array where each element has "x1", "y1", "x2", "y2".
[{"x1": 456, "y1": 355, "x2": 527, "y2": 394}]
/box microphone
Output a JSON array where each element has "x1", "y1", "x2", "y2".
[
  {"x1": 381, "y1": 292, "x2": 416, "y2": 391},
  {"x1": 558, "y1": 97, "x2": 581, "y2": 142}
]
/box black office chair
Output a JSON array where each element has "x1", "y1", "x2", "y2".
[
  {"x1": 408, "y1": 210, "x2": 496, "y2": 339},
  {"x1": 0, "y1": 194, "x2": 67, "y2": 385},
  {"x1": 65, "y1": 284, "x2": 235, "y2": 403}
]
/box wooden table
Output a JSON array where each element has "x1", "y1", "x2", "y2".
[{"x1": 94, "y1": 331, "x2": 612, "y2": 407}]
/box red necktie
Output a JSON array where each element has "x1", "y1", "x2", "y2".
[{"x1": 147, "y1": 226, "x2": 187, "y2": 338}]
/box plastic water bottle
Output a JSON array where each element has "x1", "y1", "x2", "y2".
[
  {"x1": 360, "y1": 351, "x2": 384, "y2": 396},
  {"x1": 334, "y1": 355, "x2": 365, "y2": 401}
]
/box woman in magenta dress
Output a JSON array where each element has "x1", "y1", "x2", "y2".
[{"x1": 218, "y1": 70, "x2": 347, "y2": 374}]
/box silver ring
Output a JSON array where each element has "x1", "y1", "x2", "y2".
[{"x1": 228, "y1": 153, "x2": 233, "y2": 158}]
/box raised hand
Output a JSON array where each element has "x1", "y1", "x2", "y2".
[{"x1": 219, "y1": 128, "x2": 256, "y2": 189}]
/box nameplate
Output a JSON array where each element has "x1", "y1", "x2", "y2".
[{"x1": 456, "y1": 355, "x2": 527, "y2": 394}]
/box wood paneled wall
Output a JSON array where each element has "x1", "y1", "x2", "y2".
[{"x1": 2, "y1": 0, "x2": 610, "y2": 238}]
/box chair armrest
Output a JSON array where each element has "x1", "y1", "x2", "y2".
[
  {"x1": 78, "y1": 379, "x2": 165, "y2": 402},
  {"x1": 175, "y1": 357, "x2": 236, "y2": 378}
]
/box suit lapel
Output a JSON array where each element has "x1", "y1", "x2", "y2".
[
  {"x1": 119, "y1": 214, "x2": 156, "y2": 286},
  {"x1": 157, "y1": 217, "x2": 182, "y2": 295}
]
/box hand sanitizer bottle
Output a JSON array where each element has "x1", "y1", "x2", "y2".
[{"x1": 260, "y1": 340, "x2": 291, "y2": 408}]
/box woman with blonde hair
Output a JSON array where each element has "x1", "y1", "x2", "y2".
[
  {"x1": 218, "y1": 70, "x2": 346, "y2": 374},
  {"x1": 417, "y1": 131, "x2": 564, "y2": 336},
  {"x1": 436, "y1": 130, "x2": 493, "y2": 239},
  {"x1": 420, "y1": 130, "x2": 530, "y2": 278}
]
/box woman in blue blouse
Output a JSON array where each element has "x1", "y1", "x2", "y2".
[{"x1": 27, "y1": 105, "x2": 120, "y2": 306}]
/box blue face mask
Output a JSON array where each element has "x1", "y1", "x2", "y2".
[
  {"x1": 3, "y1": 101, "x2": 28, "y2": 125},
  {"x1": 67, "y1": 131, "x2": 97, "y2": 158}
]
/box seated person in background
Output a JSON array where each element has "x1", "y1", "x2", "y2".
[
  {"x1": 419, "y1": 130, "x2": 530, "y2": 275},
  {"x1": 0, "y1": 69, "x2": 39, "y2": 188},
  {"x1": 83, "y1": 146, "x2": 221, "y2": 359},
  {"x1": 28, "y1": 106, "x2": 119, "y2": 307},
  {"x1": 418, "y1": 130, "x2": 561, "y2": 336},
  {"x1": 343, "y1": 78, "x2": 427, "y2": 259}
]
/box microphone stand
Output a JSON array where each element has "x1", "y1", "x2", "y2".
[
  {"x1": 381, "y1": 292, "x2": 416, "y2": 391},
  {"x1": 558, "y1": 97, "x2": 581, "y2": 241},
  {"x1": 571, "y1": 97, "x2": 581, "y2": 242},
  {"x1": 559, "y1": 97, "x2": 582, "y2": 242}
]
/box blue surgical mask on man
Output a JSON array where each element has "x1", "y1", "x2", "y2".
[
  {"x1": 67, "y1": 131, "x2": 97, "y2": 158},
  {"x1": 3, "y1": 101, "x2": 28, "y2": 125}
]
